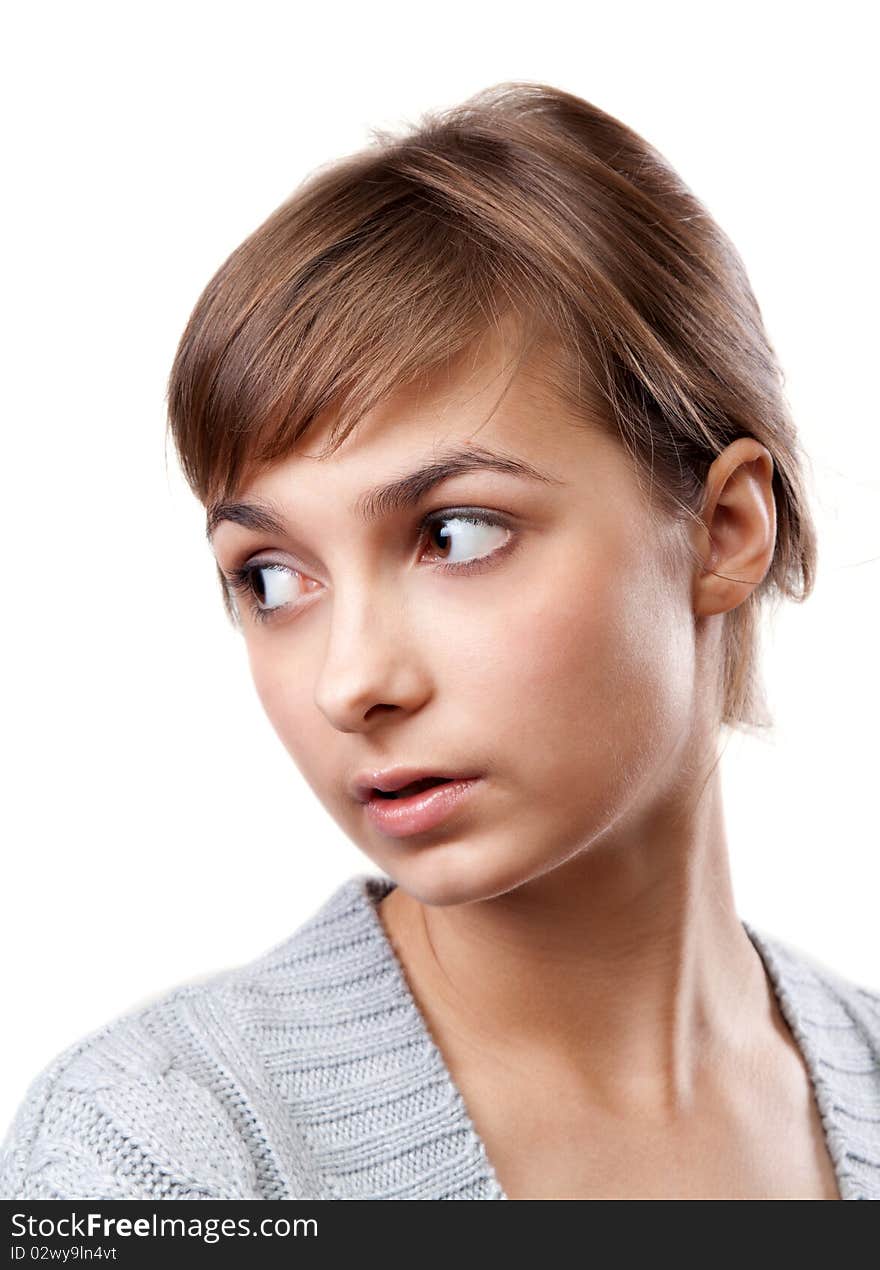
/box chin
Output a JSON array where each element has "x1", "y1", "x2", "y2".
[{"x1": 379, "y1": 843, "x2": 550, "y2": 909}]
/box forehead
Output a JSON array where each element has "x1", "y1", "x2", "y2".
[{"x1": 225, "y1": 329, "x2": 620, "y2": 520}]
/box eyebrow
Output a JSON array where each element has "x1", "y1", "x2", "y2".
[{"x1": 205, "y1": 445, "x2": 563, "y2": 541}]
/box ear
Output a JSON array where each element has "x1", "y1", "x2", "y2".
[{"x1": 691, "y1": 438, "x2": 777, "y2": 619}]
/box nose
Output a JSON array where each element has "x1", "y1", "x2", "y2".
[{"x1": 313, "y1": 577, "x2": 431, "y2": 732}]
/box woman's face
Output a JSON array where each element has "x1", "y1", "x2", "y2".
[{"x1": 209, "y1": 337, "x2": 706, "y2": 906}]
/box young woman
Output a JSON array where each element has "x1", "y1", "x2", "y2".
[{"x1": 3, "y1": 81, "x2": 878, "y2": 1201}]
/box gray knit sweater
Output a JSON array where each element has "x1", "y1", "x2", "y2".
[{"x1": 2, "y1": 872, "x2": 879, "y2": 1200}]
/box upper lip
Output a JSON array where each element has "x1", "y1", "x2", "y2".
[{"x1": 351, "y1": 766, "x2": 480, "y2": 804}]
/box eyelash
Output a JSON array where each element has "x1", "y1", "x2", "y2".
[{"x1": 223, "y1": 507, "x2": 514, "y2": 626}]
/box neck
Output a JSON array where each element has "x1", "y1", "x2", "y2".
[{"x1": 377, "y1": 775, "x2": 772, "y2": 1117}]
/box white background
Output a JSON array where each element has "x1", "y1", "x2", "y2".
[{"x1": 2, "y1": 0, "x2": 877, "y2": 1134}]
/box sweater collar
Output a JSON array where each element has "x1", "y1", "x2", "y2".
[
  {"x1": 231, "y1": 872, "x2": 880, "y2": 1200},
  {"x1": 739, "y1": 917, "x2": 880, "y2": 1200}
]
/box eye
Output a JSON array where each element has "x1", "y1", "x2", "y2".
[
  {"x1": 223, "y1": 562, "x2": 317, "y2": 626},
  {"x1": 418, "y1": 508, "x2": 513, "y2": 572},
  {"x1": 222, "y1": 507, "x2": 515, "y2": 626}
]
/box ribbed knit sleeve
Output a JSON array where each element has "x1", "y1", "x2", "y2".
[{"x1": 0, "y1": 1003, "x2": 260, "y2": 1201}]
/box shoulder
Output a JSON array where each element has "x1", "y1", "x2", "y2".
[
  {"x1": 1, "y1": 874, "x2": 375, "y2": 1201},
  {"x1": 0, "y1": 981, "x2": 260, "y2": 1200},
  {"x1": 746, "y1": 920, "x2": 880, "y2": 1042},
  {"x1": 744, "y1": 919, "x2": 880, "y2": 1198},
  {"x1": 813, "y1": 958, "x2": 880, "y2": 1042}
]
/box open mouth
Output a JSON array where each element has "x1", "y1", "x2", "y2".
[{"x1": 373, "y1": 777, "x2": 454, "y2": 800}]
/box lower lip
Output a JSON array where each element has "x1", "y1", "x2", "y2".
[{"x1": 364, "y1": 778, "x2": 482, "y2": 838}]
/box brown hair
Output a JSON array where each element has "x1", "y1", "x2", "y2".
[{"x1": 165, "y1": 80, "x2": 818, "y2": 734}]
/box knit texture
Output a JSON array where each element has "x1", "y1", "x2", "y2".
[{"x1": 2, "y1": 872, "x2": 879, "y2": 1200}]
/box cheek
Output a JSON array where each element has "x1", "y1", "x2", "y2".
[
  {"x1": 465, "y1": 552, "x2": 694, "y2": 777},
  {"x1": 247, "y1": 645, "x2": 320, "y2": 766}
]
